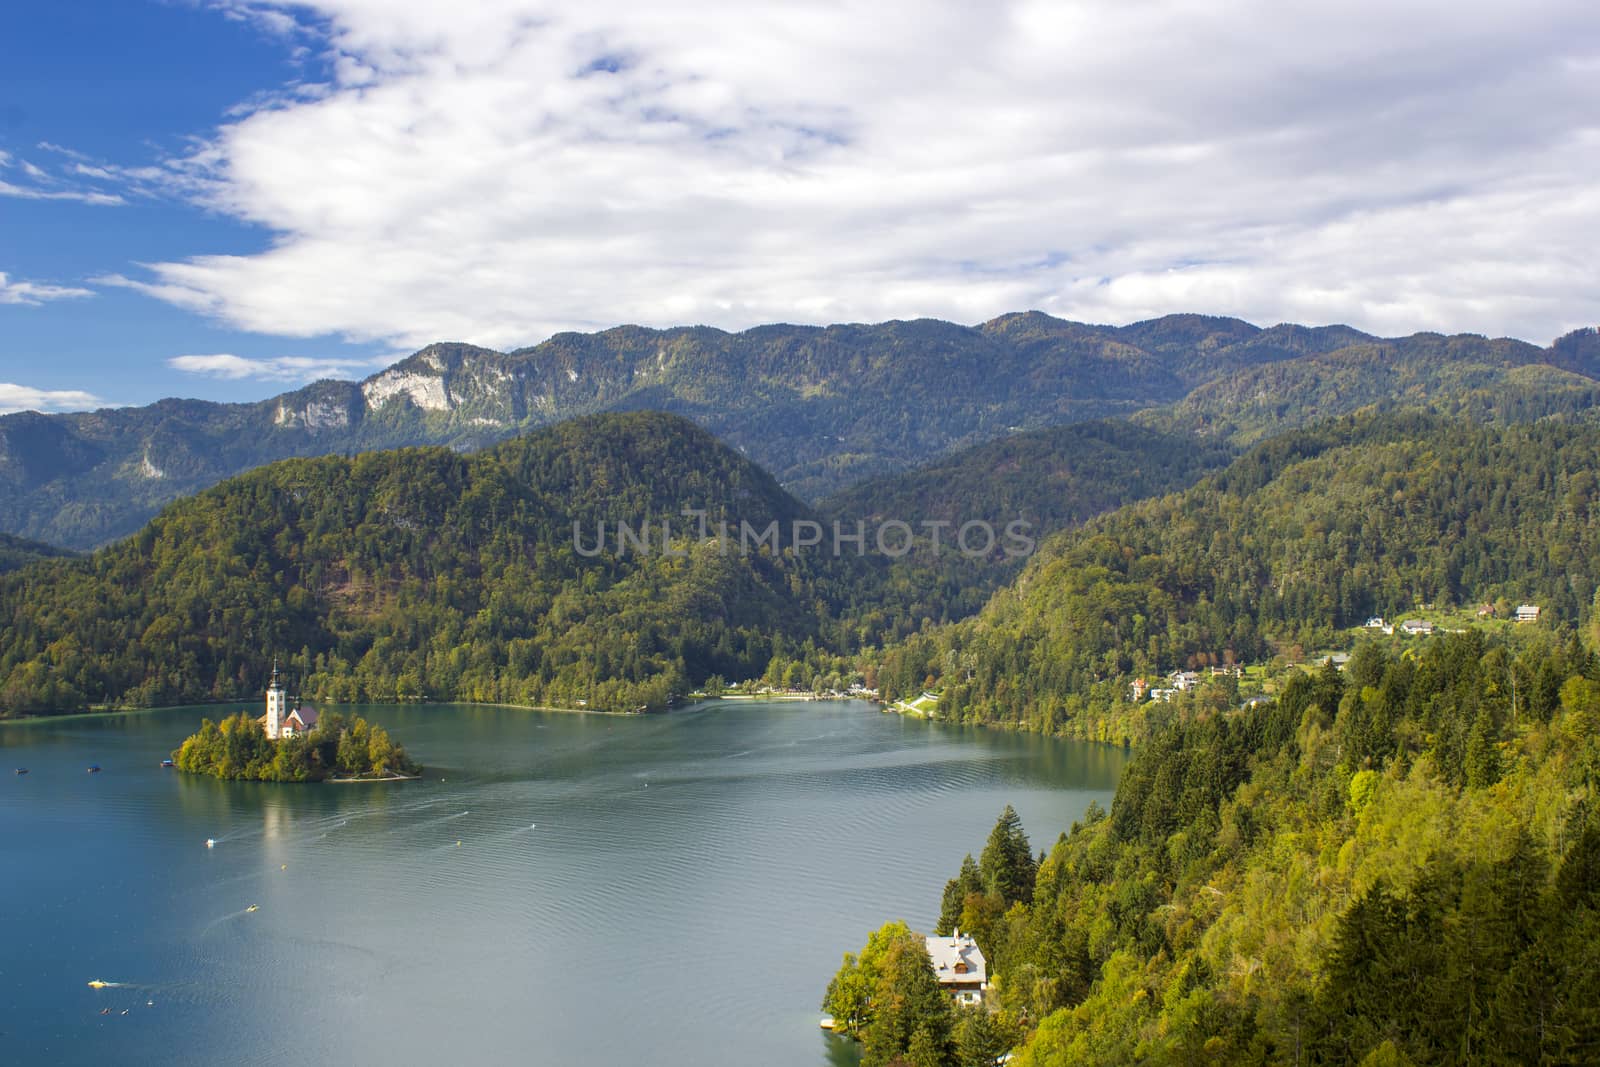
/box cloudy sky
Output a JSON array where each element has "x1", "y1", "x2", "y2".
[{"x1": 1, "y1": 0, "x2": 1598, "y2": 412}]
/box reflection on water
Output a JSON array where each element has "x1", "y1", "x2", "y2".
[{"x1": 1, "y1": 701, "x2": 1122, "y2": 1065}]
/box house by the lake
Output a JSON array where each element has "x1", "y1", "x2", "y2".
[
  {"x1": 1517, "y1": 604, "x2": 1542, "y2": 623},
  {"x1": 926, "y1": 931, "x2": 987, "y2": 1005}
]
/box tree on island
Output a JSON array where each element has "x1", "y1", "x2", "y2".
[{"x1": 174, "y1": 710, "x2": 420, "y2": 782}]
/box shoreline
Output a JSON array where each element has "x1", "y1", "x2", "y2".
[
  {"x1": 324, "y1": 772, "x2": 423, "y2": 784},
  {"x1": 1, "y1": 694, "x2": 873, "y2": 727},
  {"x1": 877, "y1": 698, "x2": 1138, "y2": 752},
  {"x1": 0, "y1": 698, "x2": 623, "y2": 726}
]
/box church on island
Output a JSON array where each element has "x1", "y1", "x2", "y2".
[{"x1": 257, "y1": 664, "x2": 320, "y2": 740}]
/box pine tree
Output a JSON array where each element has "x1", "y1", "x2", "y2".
[
  {"x1": 1465, "y1": 708, "x2": 1501, "y2": 789},
  {"x1": 861, "y1": 934, "x2": 954, "y2": 1067},
  {"x1": 979, "y1": 805, "x2": 1036, "y2": 905},
  {"x1": 938, "y1": 855, "x2": 983, "y2": 935}
]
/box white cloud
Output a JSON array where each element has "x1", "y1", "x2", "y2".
[
  {"x1": 0, "y1": 272, "x2": 94, "y2": 306},
  {"x1": 168, "y1": 352, "x2": 393, "y2": 382},
  {"x1": 0, "y1": 383, "x2": 107, "y2": 415},
  {"x1": 106, "y1": 0, "x2": 1600, "y2": 347},
  {"x1": 0, "y1": 147, "x2": 127, "y2": 205}
]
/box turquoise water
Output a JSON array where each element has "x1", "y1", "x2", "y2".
[{"x1": 0, "y1": 700, "x2": 1123, "y2": 1065}]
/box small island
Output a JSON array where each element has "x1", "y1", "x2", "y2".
[{"x1": 173, "y1": 666, "x2": 420, "y2": 783}]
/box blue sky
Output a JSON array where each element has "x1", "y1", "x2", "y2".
[
  {"x1": 2, "y1": 0, "x2": 1598, "y2": 414},
  {"x1": 1, "y1": 1, "x2": 392, "y2": 410}
]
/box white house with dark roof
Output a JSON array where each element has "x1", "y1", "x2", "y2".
[
  {"x1": 926, "y1": 930, "x2": 987, "y2": 1005},
  {"x1": 1517, "y1": 604, "x2": 1542, "y2": 623}
]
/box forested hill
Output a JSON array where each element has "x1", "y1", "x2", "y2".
[
  {"x1": 819, "y1": 419, "x2": 1235, "y2": 535},
  {"x1": 0, "y1": 532, "x2": 74, "y2": 575},
  {"x1": 818, "y1": 420, "x2": 1238, "y2": 631},
  {"x1": 0, "y1": 412, "x2": 872, "y2": 717},
  {"x1": 877, "y1": 413, "x2": 1600, "y2": 742},
  {"x1": 1140, "y1": 327, "x2": 1600, "y2": 444},
  {"x1": 8, "y1": 314, "x2": 1594, "y2": 550},
  {"x1": 859, "y1": 632, "x2": 1600, "y2": 1066}
]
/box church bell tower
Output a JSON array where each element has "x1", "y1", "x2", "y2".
[{"x1": 265, "y1": 659, "x2": 286, "y2": 740}]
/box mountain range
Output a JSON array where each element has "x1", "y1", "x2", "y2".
[{"x1": 7, "y1": 313, "x2": 1597, "y2": 549}]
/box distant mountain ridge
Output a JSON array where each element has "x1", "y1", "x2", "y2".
[{"x1": 4, "y1": 314, "x2": 1597, "y2": 549}]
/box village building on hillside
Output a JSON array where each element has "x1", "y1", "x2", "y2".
[
  {"x1": 1517, "y1": 604, "x2": 1542, "y2": 623},
  {"x1": 1169, "y1": 670, "x2": 1202, "y2": 692},
  {"x1": 925, "y1": 931, "x2": 987, "y2": 1005},
  {"x1": 1400, "y1": 619, "x2": 1434, "y2": 636}
]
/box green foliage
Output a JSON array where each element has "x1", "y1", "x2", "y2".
[
  {"x1": 821, "y1": 419, "x2": 1236, "y2": 634},
  {"x1": 0, "y1": 412, "x2": 866, "y2": 716},
  {"x1": 824, "y1": 920, "x2": 959, "y2": 1066},
  {"x1": 1141, "y1": 331, "x2": 1600, "y2": 446},
  {"x1": 980, "y1": 805, "x2": 1037, "y2": 906},
  {"x1": 952, "y1": 1004, "x2": 1012, "y2": 1067},
  {"x1": 914, "y1": 632, "x2": 1600, "y2": 1065},
  {"x1": 173, "y1": 710, "x2": 419, "y2": 782},
  {"x1": 824, "y1": 920, "x2": 921, "y2": 1038},
  {"x1": 878, "y1": 413, "x2": 1600, "y2": 744},
  {"x1": 0, "y1": 532, "x2": 74, "y2": 574},
  {"x1": 938, "y1": 855, "x2": 983, "y2": 936}
]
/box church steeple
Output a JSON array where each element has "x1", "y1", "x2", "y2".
[{"x1": 265, "y1": 658, "x2": 286, "y2": 739}]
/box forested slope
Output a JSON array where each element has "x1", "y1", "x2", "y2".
[
  {"x1": 0, "y1": 532, "x2": 73, "y2": 575},
  {"x1": 0, "y1": 412, "x2": 864, "y2": 716},
  {"x1": 937, "y1": 633, "x2": 1600, "y2": 1065},
  {"x1": 878, "y1": 413, "x2": 1600, "y2": 742}
]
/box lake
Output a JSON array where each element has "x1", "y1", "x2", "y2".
[{"x1": 0, "y1": 700, "x2": 1124, "y2": 1065}]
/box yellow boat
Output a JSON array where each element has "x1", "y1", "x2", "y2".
[
  {"x1": 87, "y1": 980, "x2": 109, "y2": 989},
  {"x1": 246, "y1": 904, "x2": 259, "y2": 912}
]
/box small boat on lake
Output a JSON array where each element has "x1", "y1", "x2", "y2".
[
  {"x1": 13, "y1": 768, "x2": 26, "y2": 775},
  {"x1": 86, "y1": 765, "x2": 101, "y2": 774},
  {"x1": 160, "y1": 759, "x2": 175, "y2": 768}
]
